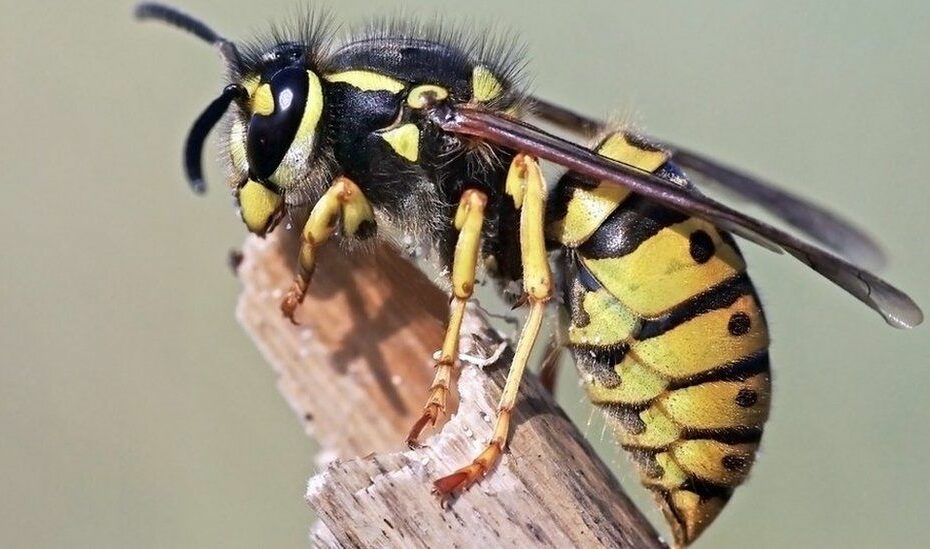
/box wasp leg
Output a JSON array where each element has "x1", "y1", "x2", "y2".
[
  {"x1": 281, "y1": 176, "x2": 375, "y2": 323},
  {"x1": 407, "y1": 189, "x2": 488, "y2": 447},
  {"x1": 433, "y1": 154, "x2": 552, "y2": 497}
]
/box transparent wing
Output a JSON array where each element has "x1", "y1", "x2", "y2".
[
  {"x1": 527, "y1": 96, "x2": 887, "y2": 270},
  {"x1": 430, "y1": 104, "x2": 922, "y2": 329}
]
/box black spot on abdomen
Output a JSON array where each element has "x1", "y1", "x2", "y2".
[
  {"x1": 689, "y1": 230, "x2": 715, "y2": 264},
  {"x1": 727, "y1": 312, "x2": 752, "y2": 336},
  {"x1": 735, "y1": 388, "x2": 758, "y2": 408}
]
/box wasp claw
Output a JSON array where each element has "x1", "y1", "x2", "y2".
[
  {"x1": 280, "y1": 283, "x2": 306, "y2": 324},
  {"x1": 432, "y1": 464, "x2": 482, "y2": 497},
  {"x1": 406, "y1": 403, "x2": 441, "y2": 447}
]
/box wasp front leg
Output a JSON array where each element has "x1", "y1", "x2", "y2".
[
  {"x1": 407, "y1": 189, "x2": 488, "y2": 447},
  {"x1": 433, "y1": 154, "x2": 552, "y2": 496},
  {"x1": 281, "y1": 176, "x2": 375, "y2": 323}
]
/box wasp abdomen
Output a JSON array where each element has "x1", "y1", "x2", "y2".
[{"x1": 549, "y1": 132, "x2": 772, "y2": 547}]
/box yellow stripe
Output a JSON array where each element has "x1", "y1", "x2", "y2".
[
  {"x1": 567, "y1": 288, "x2": 640, "y2": 347},
  {"x1": 549, "y1": 182, "x2": 630, "y2": 246},
  {"x1": 598, "y1": 132, "x2": 669, "y2": 173},
  {"x1": 616, "y1": 406, "x2": 681, "y2": 449},
  {"x1": 582, "y1": 221, "x2": 746, "y2": 317},
  {"x1": 324, "y1": 70, "x2": 405, "y2": 93},
  {"x1": 671, "y1": 440, "x2": 757, "y2": 486},
  {"x1": 295, "y1": 71, "x2": 324, "y2": 143},
  {"x1": 586, "y1": 354, "x2": 668, "y2": 406},
  {"x1": 643, "y1": 452, "x2": 687, "y2": 491},
  {"x1": 268, "y1": 71, "x2": 325, "y2": 188},
  {"x1": 632, "y1": 294, "x2": 767, "y2": 379},
  {"x1": 549, "y1": 131, "x2": 669, "y2": 247},
  {"x1": 659, "y1": 372, "x2": 770, "y2": 430}
]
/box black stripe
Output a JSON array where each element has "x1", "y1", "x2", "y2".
[
  {"x1": 576, "y1": 259, "x2": 602, "y2": 291},
  {"x1": 601, "y1": 402, "x2": 649, "y2": 434},
  {"x1": 577, "y1": 195, "x2": 688, "y2": 259},
  {"x1": 619, "y1": 425, "x2": 763, "y2": 455},
  {"x1": 572, "y1": 344, "x2": 628, "y2": 388},
  {"x1": 637, "y1": 274, "x2": 754, "y2": 340},
  {"x1": 678, "y1": 479, "x2": 734, "y2": 503},
  {"x1": 666, "y1": 351, "x2": 771, "y2": 391},
  {"x1": 682, "y1": 426, "x2": 764, "y2": 445}
]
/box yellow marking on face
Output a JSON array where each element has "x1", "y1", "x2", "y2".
[
  {"x1": 251, "y1": 84, "x2": 274, "y2": 116},
  {"x1": 671, "y1": 440, "x2": 756, "y2": 486},
  {"x1": 660, "y1": 372, "x2": 770, "y2": 430},
  {"x1": 241, "y1": 74, "x2": 261, "y2": 97},
  {"x1": 407, "y1": 84, "x2": 449, "y2": 109},
  {"x1": 568, "y1": 288, "x2": 639, "y2": 347},
  {"x1": 229, "y1": 119, "x2": 248, "y2": 171},
  {"x1": 586, "y1": 354, "x2": 668, "y2": 406},
  {"x1": 296, "y1": 71, "x2": 324, "y2": 142},
  {"x1": 379, "y1": 123, "x2": 420, "y2": 162},
  {"x1": 471, "y1": 65, "x2": 504, "y2": 102},
  {"x1": 582, "y1": 221, "x2": 746, "y2": 317},
  {"x1": 632, "y1": 294, "x2": 768, "y2": 379},
  {"x1": 549, "y1": 182, "x2": 631, "y2": 246},
  {"x1": 269, "y1": 71, "x2": 325, "y2": 188},
  {"x1": 324, "y1": 70, "x2": 405, "y2": 93},
  {"x1": 238, "y1": 180, "x2": 283, "y2": 235},
  {"x1": 598, "y1": 132, "x2": 670, "y2": 173}
]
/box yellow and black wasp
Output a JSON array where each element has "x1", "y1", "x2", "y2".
[{"x1": 136, "y1": 3, "x2": 922, "y2": 546}]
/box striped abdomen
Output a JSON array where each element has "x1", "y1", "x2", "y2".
[{"x1": 548, "y1": 132, "x2": 772, "y2": 547}]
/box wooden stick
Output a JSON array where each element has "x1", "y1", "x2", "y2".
[{"x1": 235, "y1": 230, "x2": 664, "y2": 548}]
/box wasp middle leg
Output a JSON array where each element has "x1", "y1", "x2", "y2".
[
  {"x1": 407, "y1": 189, "x2": 488, "y2": 446},
  {"x1": 433, "y1": 154, "x2": 552, "y2": 496}
]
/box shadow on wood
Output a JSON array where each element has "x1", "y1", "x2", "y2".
[{"x1": 235, "y1": 230, "x2": 664, "y2": 548}]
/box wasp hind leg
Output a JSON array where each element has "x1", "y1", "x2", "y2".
[
  {"x1": 406, "y1": 189, "x2": 488, "y2": 446},
  {"x1": 280, "y1": 176, "x2": 375, "y2": 323},
  {"x1": 433, "y1": 154, "x2": 552, "y2": 497}
]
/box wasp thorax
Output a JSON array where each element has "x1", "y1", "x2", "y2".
[{"x1": 246, "y1": 67, "x2": 324, "y2": 187}]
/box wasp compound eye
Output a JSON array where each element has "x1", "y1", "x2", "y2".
[{"x1": 246, "y1": 67, "x2": 313, "y2": 182}]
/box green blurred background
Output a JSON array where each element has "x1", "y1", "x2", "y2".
[{"x1": 2, "y1": 1, "x2": 928, "y2": 547}]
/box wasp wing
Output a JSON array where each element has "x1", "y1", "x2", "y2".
[
  {"x1": 432, "y1": 104, "x2": 922, "y2": 329},
  {"x1": 527, "y1": 96, "x2": 887, "y2": 270}
]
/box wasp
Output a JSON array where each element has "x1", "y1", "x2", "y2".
[{"x1": 136, "y1": 4, "x2": 922, "y2": 546}]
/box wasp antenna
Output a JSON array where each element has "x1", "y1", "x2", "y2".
[
  {"x1": 135, "y1": 3, "x2": 222, "y2": 44},
  {"x1": 184, "y1": 84, "x2": 247, "y2": 194},
  {"x1": 135, "y1": 2, "x2": 241, "y2": 66}
]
